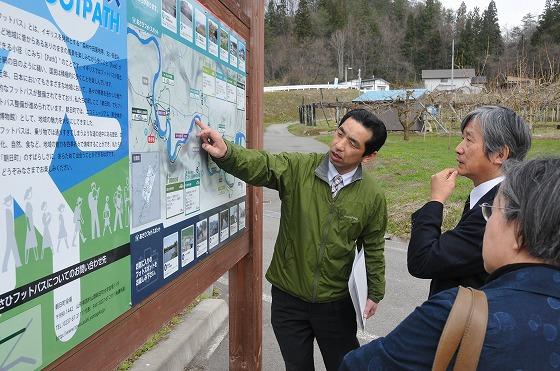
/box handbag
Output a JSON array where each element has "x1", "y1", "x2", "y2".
[{"x1": 432, "y1": 286, "x2": 488, "y2": 371}]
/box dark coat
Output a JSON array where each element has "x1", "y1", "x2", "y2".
[
  {"x1": 407, "y1": 185, "x2": 499, "y2": 297},
  {"x1": 340, "y1": 264, "x2": 560, "y2": 370}
]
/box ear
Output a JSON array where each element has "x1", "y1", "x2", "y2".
[
  {"x1": 490, "y1": 146, "x2": 510, "y2": 165},
  {"x1": 362, "y1": 151, "x2": 378, "y2": 165}
]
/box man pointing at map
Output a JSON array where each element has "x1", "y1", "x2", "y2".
[{"x1": 196, "y1": 110, "x2": 388, "y2": 371}]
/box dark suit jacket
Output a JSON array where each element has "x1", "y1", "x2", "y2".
[{"x1": 407, "y1": 184, "x2": 500, "y2": 297}]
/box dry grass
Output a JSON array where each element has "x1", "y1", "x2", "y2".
[{"x1": 264, "y1": 89, "x2": 360, "y2": 126}]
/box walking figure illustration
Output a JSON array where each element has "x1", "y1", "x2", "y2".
[
  {"x1": 2, "y1": 195, "x2": 21, "y2": 273},
  {"x1": 40, "y1": 202, "x2": 53, "y2": 259},
  {"x1": 24, "y1": 188, "x2": 39, "y2": 264},
  {"x1": 103, "y1": 196, "x2": 112, "y2": 236},
  {"x1": 72, "y1": 197, "x2": 87, "y2": 246},
  {"x1": 57, "y1": 204, "x2": 70, "y2": 252}
]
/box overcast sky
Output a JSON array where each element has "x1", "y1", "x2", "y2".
[{"x1": 438, "y1": 0, "x2": 547, "y2": 30}]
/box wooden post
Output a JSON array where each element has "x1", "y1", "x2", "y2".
[
  {"x1": 336, "y1": 106, "x2": 340, "y2": 125},
  {"x1": 230, "y1": 0, "x2": 264, "y2": 370},
  {"x1": 312, "y1": 104, "x2": 316, "y2": 126}
]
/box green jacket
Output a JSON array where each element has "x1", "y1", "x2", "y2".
[{"x1": 214, "y1": 142, "x2": 387, "y2": 303}]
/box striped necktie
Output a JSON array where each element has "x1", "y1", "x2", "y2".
[{"x1": 331, "y1": 175, "x2": 343, "y2": 197}]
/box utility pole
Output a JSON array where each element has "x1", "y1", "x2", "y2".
[
  {"x1": 451, "y1": 39, "x2": 455, "y2": 90},
  {"x1": 358, "y1": 68, "x2": 361, "y2": 89},
  {"x1": 345, "y1": 66, "x2": 352, "y2": 85}
]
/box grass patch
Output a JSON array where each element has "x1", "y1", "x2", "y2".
[
  {"x1": 316, "y1": 133, "x2": 560, "y2": 238},
  {"x1": 116, "y1": 288, "x2": 221, "y2": 370},
  {"x1": 264, "y1": 89, "x2": 360, "y2": 126}
]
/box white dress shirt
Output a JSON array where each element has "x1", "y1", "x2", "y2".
[
  {"x1": 328, "y1": 161, "x2": 358, "y2": 197},
  {"x1": 469, "y1": 176, "x2": 504, "y2": 210}
]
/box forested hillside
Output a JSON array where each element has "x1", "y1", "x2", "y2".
[{"x1": 265, "y1": 0, "x2": 560, "y2": 86}]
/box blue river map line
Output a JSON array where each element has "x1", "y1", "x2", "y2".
[{"x1": 128, "y1": 27, "x2": 202, "y2": 164}]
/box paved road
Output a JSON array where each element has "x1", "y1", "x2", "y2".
[{"x1": 187, "y1": 124, "x2": 429, "y2": 370}]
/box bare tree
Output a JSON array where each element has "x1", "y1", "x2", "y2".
[
  {"x1": 330, "y1": 28, "x2": 347, "y2": 81},
  {"x1": 392, "y1": 90, "x2": 423, "y2": 140}
]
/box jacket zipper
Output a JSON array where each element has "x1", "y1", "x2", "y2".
[{"x1": 312, "y1": 195, "x2": 337, "y2": 302}]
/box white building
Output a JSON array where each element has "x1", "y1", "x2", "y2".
[
  {"x1": 359, "y1": 77, "x2": 390, "y2": 91},
  {"x1": 338, "y1": 77, "x2": 390, "y2": 91},
  {"x1": 421, "y1": 69, "x2": 476, "y2": 92}
]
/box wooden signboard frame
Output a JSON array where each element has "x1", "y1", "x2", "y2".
[{"x1": 45, "y1": 1, "x2": 264, "y2": 369}]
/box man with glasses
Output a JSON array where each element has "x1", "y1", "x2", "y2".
[{"x1": 407, "y1": 106, "x2": 531, "y2": 297}]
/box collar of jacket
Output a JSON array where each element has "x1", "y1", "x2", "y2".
[
  {"x1": 484, "y1": 263, "x2": 560, "y2": 298},
  {"x1": 314, "y1": 154, "x2": 363, "y2": 185},
  {"x1": 486, "y1": 263, "x2": 560, "y2": 283}
]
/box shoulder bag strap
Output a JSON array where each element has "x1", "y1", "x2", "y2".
[
  {"x1": 432, "y1": 286, "x2": 472, "y2": 371},
  {"x1": 453, "y1": 288, "x2": 488, "y2": 371}
]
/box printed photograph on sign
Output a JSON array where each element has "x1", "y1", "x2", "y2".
[
  {"x1": 229, "y1": 35, "x2": 238, "y2": 67},
  {"x1": 219, "y1": 209, "x2": 229, "y2": 242},
  {"x1": 131, "y1": 152, "x2": 161, "y2": 229},
  {"x1": 163, "y1": 232, "x2": 179, "y2": 278},
  {"x1": 238, "y1": 201, "x2": 246, "y2": 230},
  {"x1": 208, "y1": 19, "x2": 219, "y2": 57},
  {"x1": 161, "y1": 0, "x2": 178, "y2": 32},
  {"x1": 219, "y1": 27, "x2": 229, "y2": 62},
  {"x1": 180, "y1": 0, "x2": 193, "y2": 42},
  {"x1": 208, "y1": 214, "x2": 219, "y2": 250},
  {"x1": 238, "y1": 42, "x2": 246, "y2": 72},
  {"x1": 229, "y1": 204, "x2": 238, "y2": 236},
  {"x1": 195, "y1": 219, "x2": 208, "y2": 257},
  {"x1": 180, "y1": 225, "x2": 195, "y2": 267},
  {"x1": 195, "y1": 8, "x2": 207, "y2": 49}
]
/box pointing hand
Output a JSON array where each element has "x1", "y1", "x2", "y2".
[{"x1": 195, "y1": 119, "x2": 227, "y2": 159}]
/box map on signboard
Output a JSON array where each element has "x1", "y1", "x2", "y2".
[{"x1": 127, "y1": 24, "x2": 246, "y2": 231}]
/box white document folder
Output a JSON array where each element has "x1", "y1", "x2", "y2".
[{"x1": 348, "y1": 247, "x2": 367, "y2": 331}]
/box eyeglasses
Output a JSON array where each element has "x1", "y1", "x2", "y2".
[{"x1": 479, "y1": 202, "x2": 515, "y2": 221}]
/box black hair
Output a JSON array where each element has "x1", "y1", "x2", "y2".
[{"x1": 339, "y1": 109, "x2": 387, "y2": 156}]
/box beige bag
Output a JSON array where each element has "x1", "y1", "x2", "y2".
[{"x1": 432, "y1": 286, "x2": 488, "y2": 371}]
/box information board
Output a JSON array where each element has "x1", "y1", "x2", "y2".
[{"x1": 127, "y1": 0, "x2": 247, "y2": 304}]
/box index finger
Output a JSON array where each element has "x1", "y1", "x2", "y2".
[
  {"x1": 195, "y1": 118, "x2": 209, "y2": 130},
  {"x1": 439, "y1": 168, "x2": 456, "y2": 177}
]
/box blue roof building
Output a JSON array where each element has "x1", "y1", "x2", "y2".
[{"x1": 353, "y1": 89, "x2": 427, "y2": 103}]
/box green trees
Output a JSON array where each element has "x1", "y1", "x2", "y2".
[
  {"x1": 532, "y1": 0, "x2": 560, "y2": 44},
  {"x1": 480, "y1": 1, "x2": 503, "y2": 55},
  {"x1": 263, "y1": 0, "x2": 560, "y2": 85},
  {"x1": 295, "y1": 0, "x2": 312, "y2": 41}
]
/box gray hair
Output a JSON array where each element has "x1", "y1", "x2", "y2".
[
  {"x1": 460, "y1": 106, "x2": 532, "y2": 161},
  {"x1": 499, "y1": 157, "x2": 560, "y2": 265}
]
